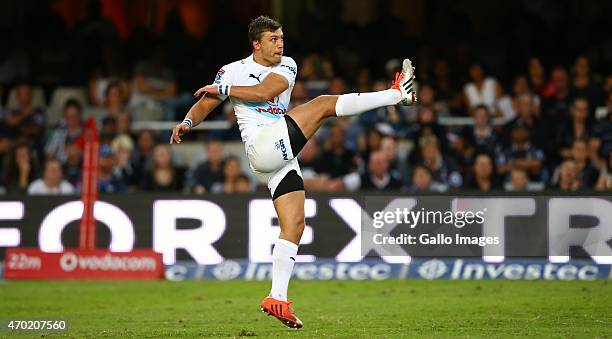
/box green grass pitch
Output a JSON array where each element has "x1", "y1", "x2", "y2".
[{"x1": 0, "y1": 280, "x2": 610, "y2": 338}]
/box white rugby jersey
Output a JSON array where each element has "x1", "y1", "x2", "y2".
[{"x1": 213, "y1": 54, "x2": 297, "y2": 143}]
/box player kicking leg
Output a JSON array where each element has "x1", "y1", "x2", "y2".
[{"x1": 252, "y1": 59, "x2": 416, "y2": 329}]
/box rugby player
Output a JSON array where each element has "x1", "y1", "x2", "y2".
[{"x1": 170, "y1": 15, "x2": 415, "y2": 329}]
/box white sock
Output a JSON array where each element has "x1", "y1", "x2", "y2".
[
  {"x1": 270, "y1": 238, "x2": 298, "y2": 301},
  {"x1": 335, "y1": 89, "x2": 401, "y2": 116}
]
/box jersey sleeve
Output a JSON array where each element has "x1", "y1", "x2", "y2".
[
  {"x1": 213, "y1": 65, "x2": 233, "y2": 101},
  {"x1": 270, "y1": 57, "x2": 297, "y2": 87}
]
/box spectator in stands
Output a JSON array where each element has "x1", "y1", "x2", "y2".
[
  {"x1": 406, "y1": 164, "x2": 442, "y2": 192},
  {"x1": 462, "y1": 105, "x2": 499, "y2": 155},
  {"x1": 232, "y1": 174, "x2": 253, "y2": 193},
  {"x1": 527, "y1": 57, "x2": 553, "y2": 98},
  {"x1": 497, "y1": 75, "x2": 540, "y2": 123},
  {"x1": 360, "y1": 151, "x2": 401, "y2": 190},
  {"x1": 45, "y1": 99, "x2": 83, "y2": 162},
  {"x1": 2, "y1": 142, "x2": 40, "y2": 194},
  {"x1": 570, "y1": 139, "x2": 600, "y2": 188},
  {"x1": 98, "y1": 144, "x2": 127, "y2": 193},
  {"x1": 27, "y1": 159, "x2": 74, "y2": 195},
  {"x1": 289, "y1": 80, "x2": 310, "y2": 109},
  {"x1": 594, "y1": 154, "x2": 612, "y2": 191},
  {"x1": 116, "y1": 112, "x2": 131, "y2": 136},
  {"x1": 112, "y1": 135, "x2": 138, "y2": 190},
  {"x1": 556, "y1": 98, "x2": 592, "y2": 160},
  {"x1": 318, "y1": 123, "x2": 358, "y2": 179},
  {"x1": 503, "y1": 93, "x2": 553, "y2": 164},
  {"x1": 359, "y1": 80, "x2": 411, "y2": 138},
  {"x1": 142, "y1": 144, "x2": 180, "y2": 192},
  {"x1": 553, "y1": 159, "x2": 581, "y2": 191},
  {"x1": 63, "y1": 141, "x2": 82, "y2": 187},
  {"x1": 4, "y1": 81, "x2": 45, "y2": 149},
  {"x1": 496, "y1": 126, "x2": 545, "y2": 181},
  {"x1": 464, "y1": 153, "x2": 499, "y2": 192},
  {"x1": 590, "y1": 100, "x2": 612, "y2": 170},
  {"x1": 129, "y1": 46, "x2": 177, "y2": 112},
  {"x1": 571, "y1": 56, "x2": 602, "y2": 109},
  {"x1": 209, "y1": 102, "x2": 241, "y2": 141},
  {"x1": 541, "y1": 66, "x2": 571, "y2": 126},
  {"x1": 380, "y1": 136, "x2": 402, "y2": 183},
  {"x1": 431, "y1": 58, "x2": 461, "y2": 114},
  {"x1": 419, "y1": 136, "x2": 462, "y2": 189},
  {"x1": 506, "y1": 167, "x2": 530, "y2": 192},
  {"x1": 218, "y1": 156, "x2": 246, "y2": 193},
  {"x1": 192, "y1": 140, "x2": 225, "y2": 193},
  {"x1": 100, "y1": 116, "x2": 118, "y2": 145},
  {"x1": 103, "y1": 80, "x2": 129, "y2": 118},
  {"x1": 131, "y1": 129, "x2": 156, "y2": 177},
  {"x1": 407, "y1": 106, "x2": 448, "y2": 162},
  {"x1": 463, "y1": 62, "x2": 502, "y2": 116}
]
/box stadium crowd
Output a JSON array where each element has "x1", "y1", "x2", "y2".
[{"x1": 0, "y1": 3, "x2": 610, "y2": 195}]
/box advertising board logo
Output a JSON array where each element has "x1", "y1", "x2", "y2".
[
  {"x1": 212, "y1": 260, "x2": 242, "y2": 280},
  {"x1": 418, "y1": 259, "x2": 447, "y2": 280}
]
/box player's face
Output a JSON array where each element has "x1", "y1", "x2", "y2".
[{"x1": 255, "y1": 28, "x2": 284, "y2": 65}]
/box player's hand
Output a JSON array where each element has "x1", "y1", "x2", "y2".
[
  {"x1": 170, "y1": 123, "x2": 190, "y2": 144},
  {"x1": 194, "y1": 85, "x2": 219, "y2": 98}
]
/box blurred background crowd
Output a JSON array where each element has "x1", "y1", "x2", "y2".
[{"x1": 0, "y1": 0, "x2": 610, "y2": 195}]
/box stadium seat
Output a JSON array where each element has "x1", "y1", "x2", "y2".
[
  {"x1": 5, "y1": 86, "x2": 46, "y2": 111},
  {"x1": 47, "y1": 87, "x2": 88, "y2": 127}
]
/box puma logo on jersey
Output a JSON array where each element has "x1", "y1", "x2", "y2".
[{"x1": 249, "y1": 73, "x2": 262, "y2": 83}]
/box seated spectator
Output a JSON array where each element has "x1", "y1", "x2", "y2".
[
  {"x1": 462, "y1": 104, "x2": 499, "y2": 155},
  {"x1": 45, "y1": 99, "x2": 83, "y2": 162},
  {"x1": 503, "y1": 92, "x2": 551, "y2": 157},
  {"x1": 142, "y1": 144, "x2": 180, "y2": 192},
  {"x1": 417, "y1": 83, "x2": 450, "y2": 117},
  {"x1": 570, "y1": 56, "x2": 602, "y2": 109},
  {"x1": 496, "y1": 126, "x2": 545, "y2": 181},
  {"x1": 552, "y1": 159, "x2": 580, "y2": 191},
  {"x1": 497, "y1": 75, "x2": 540, "y2": 123},
  {"x1": 318, "y1": 123, "x2": 358, "y2": 179},
  {"x1": 2, "y1": 143, "x2": 40, "y2": 194},
  {"x1": 380, "y1": 136, "x2": 402, "y2": 183},
  {"x1": 27, "y1": 159, "x2": 74, "y2": 195},
  {"x1": 3, "y1": 81, "x2": 45, "y2": 149},
  {"x1": 407, "y1": 106, "x2": 449, "y2": 162},
  {"x1": 594, "y1": 154, "x2": 612, "y2": 191},
  {"x1": 541, "y1": 66, "x2": 571, "y2": 126},
  {"x1": 112, "y1": 135, "x2": 139, "y2": 190},
  {"x1": 505, "y1": 167, "x2": 529, "y2": 192},
  {"x1": 129, "y1": 46, "x2": 177, "y2": 109},
  {"x1": 405, "y1": 164, "x2": 444, "y2": 192},
  {"x1": 590, "y1": 104, "x2": 612, "y2": 170},
  {"x1": 570, "y1": 139, "x2": 600, "y2": 188},
  {"x1": 360, "y1": 151, "x2": 401, "y2": 190},
  {"x1": 464, "y1": 153, "x2": 500, "y2": 192},
  {"x1": 103, "y1": 80, "x2": 129, "y2": 118},
  {"x1": 358, "y1": 128, "x2": 383, "y2": 167},
  {"x1": 556, "y1": 98, "x2": 592, "y2": 160},
  {"x1": 216, "y1": 156, "x2": 246, "y2": 193},
  {"x1": 419, "y1": 136, "x2": 462, "y2": 189},
  {"x1": 192, "y1": 140, "x2": 225, "y2": 193},
  {"x1": 463, "y1": 62, "x2": 502, "y2": 116},
  {"x1": 98, "y1": 144, "x2": 127, "y2": 193},
  {"x1": 63, "y1": 141, "x2": 82, "y2": 187},
  {"x1": 527, "y1": 57, "x2": 553, "y2": 98},
  {"x1": 100, "y1": 116, "x2": 118, "y2": 145},
  {"x1": 232, "y1": 174, "x2": 253, "y2": 193},
  {"x1": 131, "y1": 129, "x2": 156, "y2": 176}
]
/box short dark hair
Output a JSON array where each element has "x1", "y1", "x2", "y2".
[
  {"x1": 248, "y1": 15, "x2": 281, "y2": 43},
  {"x1": 64, "y1": 98, "x2": 82, "y2": 113}
]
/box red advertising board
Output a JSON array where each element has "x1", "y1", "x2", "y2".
[{"x1": 3, "y1": 248, "x2": 164, "y2": 280}]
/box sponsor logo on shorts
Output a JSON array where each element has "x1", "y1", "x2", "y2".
[{"x1": 275, "y1": 139, "x2": 289, "y2": 160}]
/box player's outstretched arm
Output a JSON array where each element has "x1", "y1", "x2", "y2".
[
  {"x1": 170, "y1": 95, "x2": 224, "y2": 144},
  {"x1": 194, "y1": 73, "x2": 289, "y2": 103}
]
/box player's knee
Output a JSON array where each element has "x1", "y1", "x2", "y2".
[
  {"x1": 292, "y1": 220, "x2": 305, "y2": 236},
  {"x1": 312, "y1": 95, "x2": 338, "y2": 116}
]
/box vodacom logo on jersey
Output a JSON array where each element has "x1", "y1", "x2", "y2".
[{"x1": 256, "y1": 96, "x2": 287, "y2": 115}]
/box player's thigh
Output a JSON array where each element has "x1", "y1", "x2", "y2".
[
  {"x1": 286, "y1": 95, "x2": 338, "y2": 139},
  {"x1": 247, "y1": 118, "x2": 294, "y2": 173}
]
